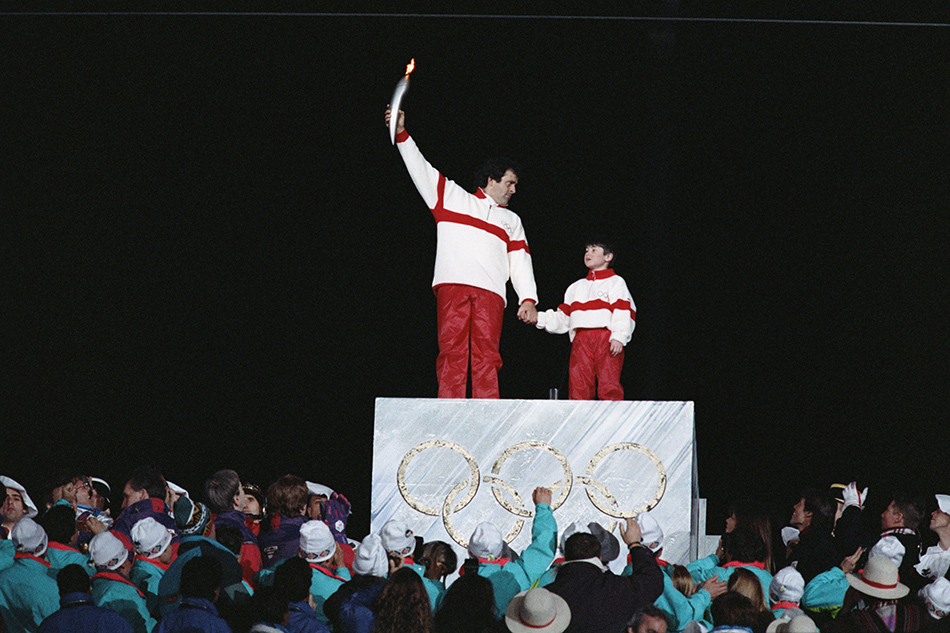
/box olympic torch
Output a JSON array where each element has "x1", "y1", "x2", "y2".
[{"x1": 389, "y1": 58, "x2": 415, "y2": 145}]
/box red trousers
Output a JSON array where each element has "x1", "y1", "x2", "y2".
[
  {"x1": 435, "y1": 284, "x2": 504, "y2": 398},
  {"x1": 569, "y1": 328, "x2": 624, "y2": 400}
]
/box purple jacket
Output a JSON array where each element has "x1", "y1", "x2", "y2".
[
  {"x1": 259, "y1": 515, "x2": 307, "y2": 569},
  {"x1": 111, "y1": 498, "x2": 178, "y2": 549}
]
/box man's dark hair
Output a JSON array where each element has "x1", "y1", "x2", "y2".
[
  {"x1": 57, "y1": 564, "x2": 91, "y2": 596},
  {"x1": 474, "y1": 158, "x2": 521, "y2": 190},
  {"x1": 891, "y1": 494, "x2": 925, "y2": 530},
  {"x1": 205, "y1": 469, "x2": 241, "y2": 514},
  {"x1": 215, "y1": 524, "x2": 243, "y2": 556},
  {"x1": 564, "y1": 532, "x2": 601, "y2": 561},
  {"x1": 40, "y1": 504, "x2": 76, "y2": 545},
  {"x1": 180, "y1": 556, "x2": 223, "y2": 602},
  {"x1": 802, "y1": 488, "x2": 837, "y2": 531},
  {"x1": 721, "y1": 527, "x2": 766, "y2": 564},
  {"x1": 251, "y1": 586, "x2": 290, "y2": 625},
  {"x1": 44, "y1": 469, "x2": 83, "y2": 507},
  {"x1": 586, "y1": 240, "x2": 616, "y2": 268},
  {"x1": 710, "y1": 591, "x2": 758, "y2": 629},
  {"x1": 627, "y1": 604, "x2": 669, "y2": 631},
  {"x1": 126, "y1": 465, "x2": 166, "y2": 501},
  {"x1": 274, "y1": 556, "x2": 312, "y2": 603}
]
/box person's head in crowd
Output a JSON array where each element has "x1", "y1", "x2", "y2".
[
  {"x1": 880, "y1": 493, "x2": 924, "y2": 532},
  {"x1": 165, "y1": 481, "x2": 188, "y2": 508},
  {"x1": 721, "y1": 527, "x2": 767, "y2": 564},
  {"x1": 274, "y1": 556, "x2": 313, "y2": 606},
  {"x1": 175, "y1": 496, "x2": 213, "y2": 538},
  {"x1": 131, "y1": 517, "x2": 174, "y2": 564},
  {"x1": 73, "y1": 475, "x2": 98, "y2": 510},
  {"x1": 588, "y1": 521, "x2": 621, "y2": 564},
  {"x1": 12, "y1": 517, "x2": 48, "y2": 557},
  {"x1": 251, "y1": 585, "x2": 290, "y2": 629},
  {"x1": 122, "y1": 465, "x2": 167, "y2": 510},
  {"x1": 89, "y1": 530, "x2": 132, "y2": 577},
  {"x1": 267, "y1": 475, "x2": 308, "y2": 518},
  {"x1": 1, "y1": 475, "x2": 38, "y2": 531},
  {"x1": 710, "y1": 591, "x2": 759, "y2": 629},
  {"x1": 243, "y1": 483, "x2": 266, "y2": 519},
  {"x1": 57, "y1": 563, "x2": 92, "y2": 596},
  {"x1": 381, "y1": 520, "x2": 416, "y2": 559},
  {"x1": 353, "y1": 534, "x2": 389, "y2": 578},
  {"x1": 845, "y1": 556, "x2": 909, "y2": 606},
  {"x1": 40, "y1": 503, "x2": 78, "y2": 546},
  {"x1": 434, "y1": 573, "x2": 496, "y2": 633},
  {"x1": 505, "y1": 587, "x2": 571, "y2": 633},
  {"x1": 204, "y1": 469, "x2": 246, "y2": 514},
  {"x1": 728, "y1": 568, "x2": 769, "y2": 613},
  {"x1": 558, "y1": 521, "x2": 590, "y2": 556},
  {"x1": 769, "y1": 567, "x2": 805, "y2": 606},
  {"x1": 305, "y1": 482, "x2": 333, "y2": 521},
  {"x1": 215, "y1": 524, "x2": 244, "y2": 557},
  {"x1": 180, "y1": 555, "x2": 223, "y2": 603},
  {"x1": 374, "y1": 567, "x2": 433, "y2": 633},
  {"x1": 725, "y1": 498, "x2": 774, "y2": 572},
  {"x1": 44, "y1": 469, "x2": 82, "y2": 510},
  {"x1": 670, "y1": 565, "x2": 695, "y2": 598},
  {"x1": 929, "y1": 494, "x2": 950, "y2": 541},
  {"x1": 919, "y1": 577, "x2": 950, "y2": 620},
  {"x1": 563, "y1": 532, "x2": 602, "y2": 562},
  {"x1": 298, "y1": 520, "x2": 336, "y2": 565},
  {"x1": 90, "y1": 478, "x2": 111, "y2": 514},
  {"x1": 627, "y1": 605, "x2": 670, "y2": 633},
  {"x1": 638, "y1": 513, "x2": 664, "y2": 556},
  {"x1": 790, "y1": 488, "x2": 836, "y2": 533},
  {"x1": 421, "y1": 540, "x2": 458, "y2": 582}
]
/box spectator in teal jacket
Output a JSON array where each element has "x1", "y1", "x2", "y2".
[
  {"x1": 0, "y1": 518, "x2": 59, "y2": 633},
  {"x1": 89, "y1": 530, "x2": 156, "y2": 633},
  {"x1": 688, "y1": 528, "x2": 773, "y2": 606}
]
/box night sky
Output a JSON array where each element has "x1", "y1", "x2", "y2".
[{"x1": 5, "y1": 6, "x2": 948, "y2": 538}]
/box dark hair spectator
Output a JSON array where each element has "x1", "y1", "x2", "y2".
[
  {"x1": 422, "y1": 541, "x2": 458, "y2": 582},
  {"x1": 205, "y1": 469, "x2": 241, "y2": 514},
  {"x1": 474, "y1": 157, "x2": 521, "y2": 190},
  {"x1": 726, "y1": 498, "x2": 775, "y2": 572},
  {"x1": 722, "y1": 528, "x2": 767, "y2": 564},
  {"x1": 802, "y1": 488, "x2": 837, "y2": 531},
  {"x1": 434, "y1": 573, "x2": 495, "y2": 633},
  {"x1": 126, "y1": 465, "x2": 167, "y2": 501},
  {"x1": 180, "y1": 556, "x2": 223, "y2": 602},
  {"x1": 215, "y1": 524, "x2": 243, "y2": 556},
  {"x1": 372, "y1": 567, "x2": 432, "y2": 633},
  {"x1": 266, "y1": 475, "x2": 308, "y2": 518},
  {"x1": 891, "y1": 494, "x2": 925, "y2": 530},
  {"x1": 274, "y1": 556, "x2": 312, "y2": 603},
  {"x1": 56, "y1": 563, "x2": 91, "y2": 595},
  {"x1": 627, "y1": 605, "x2": 670, "y2": 633},
  {"x1": 564, "y1": 532, "x2": 601, "y2": 561},
  {"x1": 40, "y1": 503, "x2": 76, "y2": 545},
  {"x1": 710, "y1": 591, "x2": 759, "y2": 630},
  {"x1": 251, "y1": 585, "x2": 290, "y2": 628}
]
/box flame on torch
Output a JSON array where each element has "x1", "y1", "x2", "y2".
[{"x1": 405, "y1": 58, "x2": 415, "y2": 78}]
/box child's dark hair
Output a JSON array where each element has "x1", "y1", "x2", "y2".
[{"x1": 586, "y1": 240, "x2": 616, "y2": 268}]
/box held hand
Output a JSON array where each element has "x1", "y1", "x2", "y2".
[
  {"x1": 609, "y1": 340, "x2": 623, "y2": 356},
  {"x1": 388, "y1": 553, "x2": 405, "y2": 575},
  {"x1": 840, "y1": 547, "x2": 863, "y2": 574},
  {"x1": 84, "y1": 517, "x2": 107, "y2": 535},
  {"x1": 701, "y1": 574, "x2": 728, "y2": 599},
  {"x1": 517, "y1": 302, "x2": 538, "y2": 324},
  {"x1": 619, "y1": 517, "x2": 642, "y2": 546},
  {"x1": 532, "y1": 487, "x2": 552, "y2": 506},
  {"x1": 384, "y1": 106, "x2": 405, "y2": 135}
]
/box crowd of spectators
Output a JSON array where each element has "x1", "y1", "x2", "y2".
[{"x1": 0, "y1": 469, "x2": 948, "y2": 633}]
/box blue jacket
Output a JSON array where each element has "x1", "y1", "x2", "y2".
[
  {"x1": 0, "y1": 554, "x2": 60, "y2": 633},
  {"x1": 259, "y1": 515, "x2": 306, "y2": 569},
  {"x1": 92, "y1": 571, "x2": 156, "y2": 633},
  {"x1": 337, "y1": 582, "x2": 384, "y2": 633},
  {"x1": 475, "y1": 502, "x2": 558, "y2": 617},
  {"x1": 38, "y1": 592, "x2": 134, "y2": 633},
  {"x1": 257, "y1": 560, "x2": 350, "y2": 624},
  {"x1": 155, "y1": 597, "x2": 232, "y2": 633},
  {"x1": 287, "y1": 600, "x2": 330, "y2": 633}
]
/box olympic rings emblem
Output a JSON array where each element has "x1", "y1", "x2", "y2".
[{"x1": 396, "y1": 440, "x2": 666, "y2": 548}]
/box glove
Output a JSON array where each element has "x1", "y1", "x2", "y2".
[
  {"x1": 323, "y1": 492, "x2": 352, "y2": 544},
  {"x1": 842, "y1": 482, "x2": 867, "y2": 510}
]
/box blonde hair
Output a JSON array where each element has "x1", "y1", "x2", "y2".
[
  {"x1": 671, "y1": 565, "x2": 695, "y2": 597},
  {"x1": 727, "y1": 568, "x2": 769, "y2": 613}
]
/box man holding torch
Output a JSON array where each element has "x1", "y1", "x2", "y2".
[{"x1": 385, "y1": 104, "x2": 538, "y2": 399}]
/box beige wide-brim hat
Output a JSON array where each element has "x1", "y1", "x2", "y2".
[
  {"x1": 846, "y1": 556, "x2": 909, "y2": 600},
  {"x1": 506, "y1": 588, "x2": 571, "y2": 633},
  {"x1": 766, "y1": 615, "x2": 819, "y2": 633}
]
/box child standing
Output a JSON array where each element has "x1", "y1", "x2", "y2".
[{"x1": 535, "y1": 241, "x2": 636, "y2": 400}]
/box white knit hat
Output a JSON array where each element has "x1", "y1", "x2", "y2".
[
  {"x1": 131, "y1": 517, "x2": 173, "y2": 559},
  {"x1": 936, "y1": 495, "x2": 950, "y2": 515},
  {"x1": 380, "y1": 520, "x2": 415, "y2": 557},
  {"x1": 353, "y1": 534, "x2": 388, "y2": 578},
  {"x1": 469, "y1": 522, "x2": 504, "y2": 560},
  {"x1": 11, "y1": 517, "x2": 48, "y2": 557},
  {"x1": 299, "y1": 520, "x2": 336, "y2": 563},
  {"x1": 559, "y1": 522, "x2": 591, "y2": 554},
  {"x1": 920, "y1": 577, "x2": 950, "y2": 619},
  {"x1": 770, "y1": 567, "x2": 805, "y2": 604},
  {"x1": 89, "y1": 531, "x2": 129, "y2": 570},
  {"x1": 0, "y1": 476, "x2": 38, "y2": 519},
  {"x1": 638, "y1": 513, "x2": 664, "y2": 552},
  {"x1": 306, "y1": 482, "x2": 334, "y2": 498}
]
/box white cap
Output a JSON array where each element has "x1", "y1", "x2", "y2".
[
  {"x1": 306, "y1": 482, "x2": 334, "y2": 498},
  {"x1": 770, "y1": 567, "x2": 805, "y2": 604},
  {"x1": 299, "y1": 520, "x2": 335, "y2": 563},
  {"x1": 936, "y1": 495, "x2": 950, "y2": 515},
  {"x1": 921, "y1": 577, "x2": 950, "y2": 619},
  {"x1": 0, "y1": 476, "x2": 38, "y2": 519},
  {"x1": 559, "y1": 522, "x2": 591, "y2": 554},
  {"x1": 131, "y1": 517, "x2": 173, "y2": 559},
  {"x1": 352, "y1": 534, "x2": 388, "y2": 577},
  {"x1": 89, "y1": 531, "x2": 129, "y2": 570},
  {"x1": 469, "y1": 522, "x2": 504, "y2": 560},
  {"x1": 11, "y1": 517, "x2": 48, "y2": 557},
  {"x1": 869, "y1": 536, "x2": 905, "y2": 568},
  {"x1": 166, "y1": 481, "x2": 189, "y2": 498},
  {"x1": 638, "y1": 513, "x2": 664, "y2": 552},
  {"x1": 782, "y1": 527, "x2": 800, "y2": 547},
  {"x1": 380, "y1": 520, "x2": 415, "y2": 557}
]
